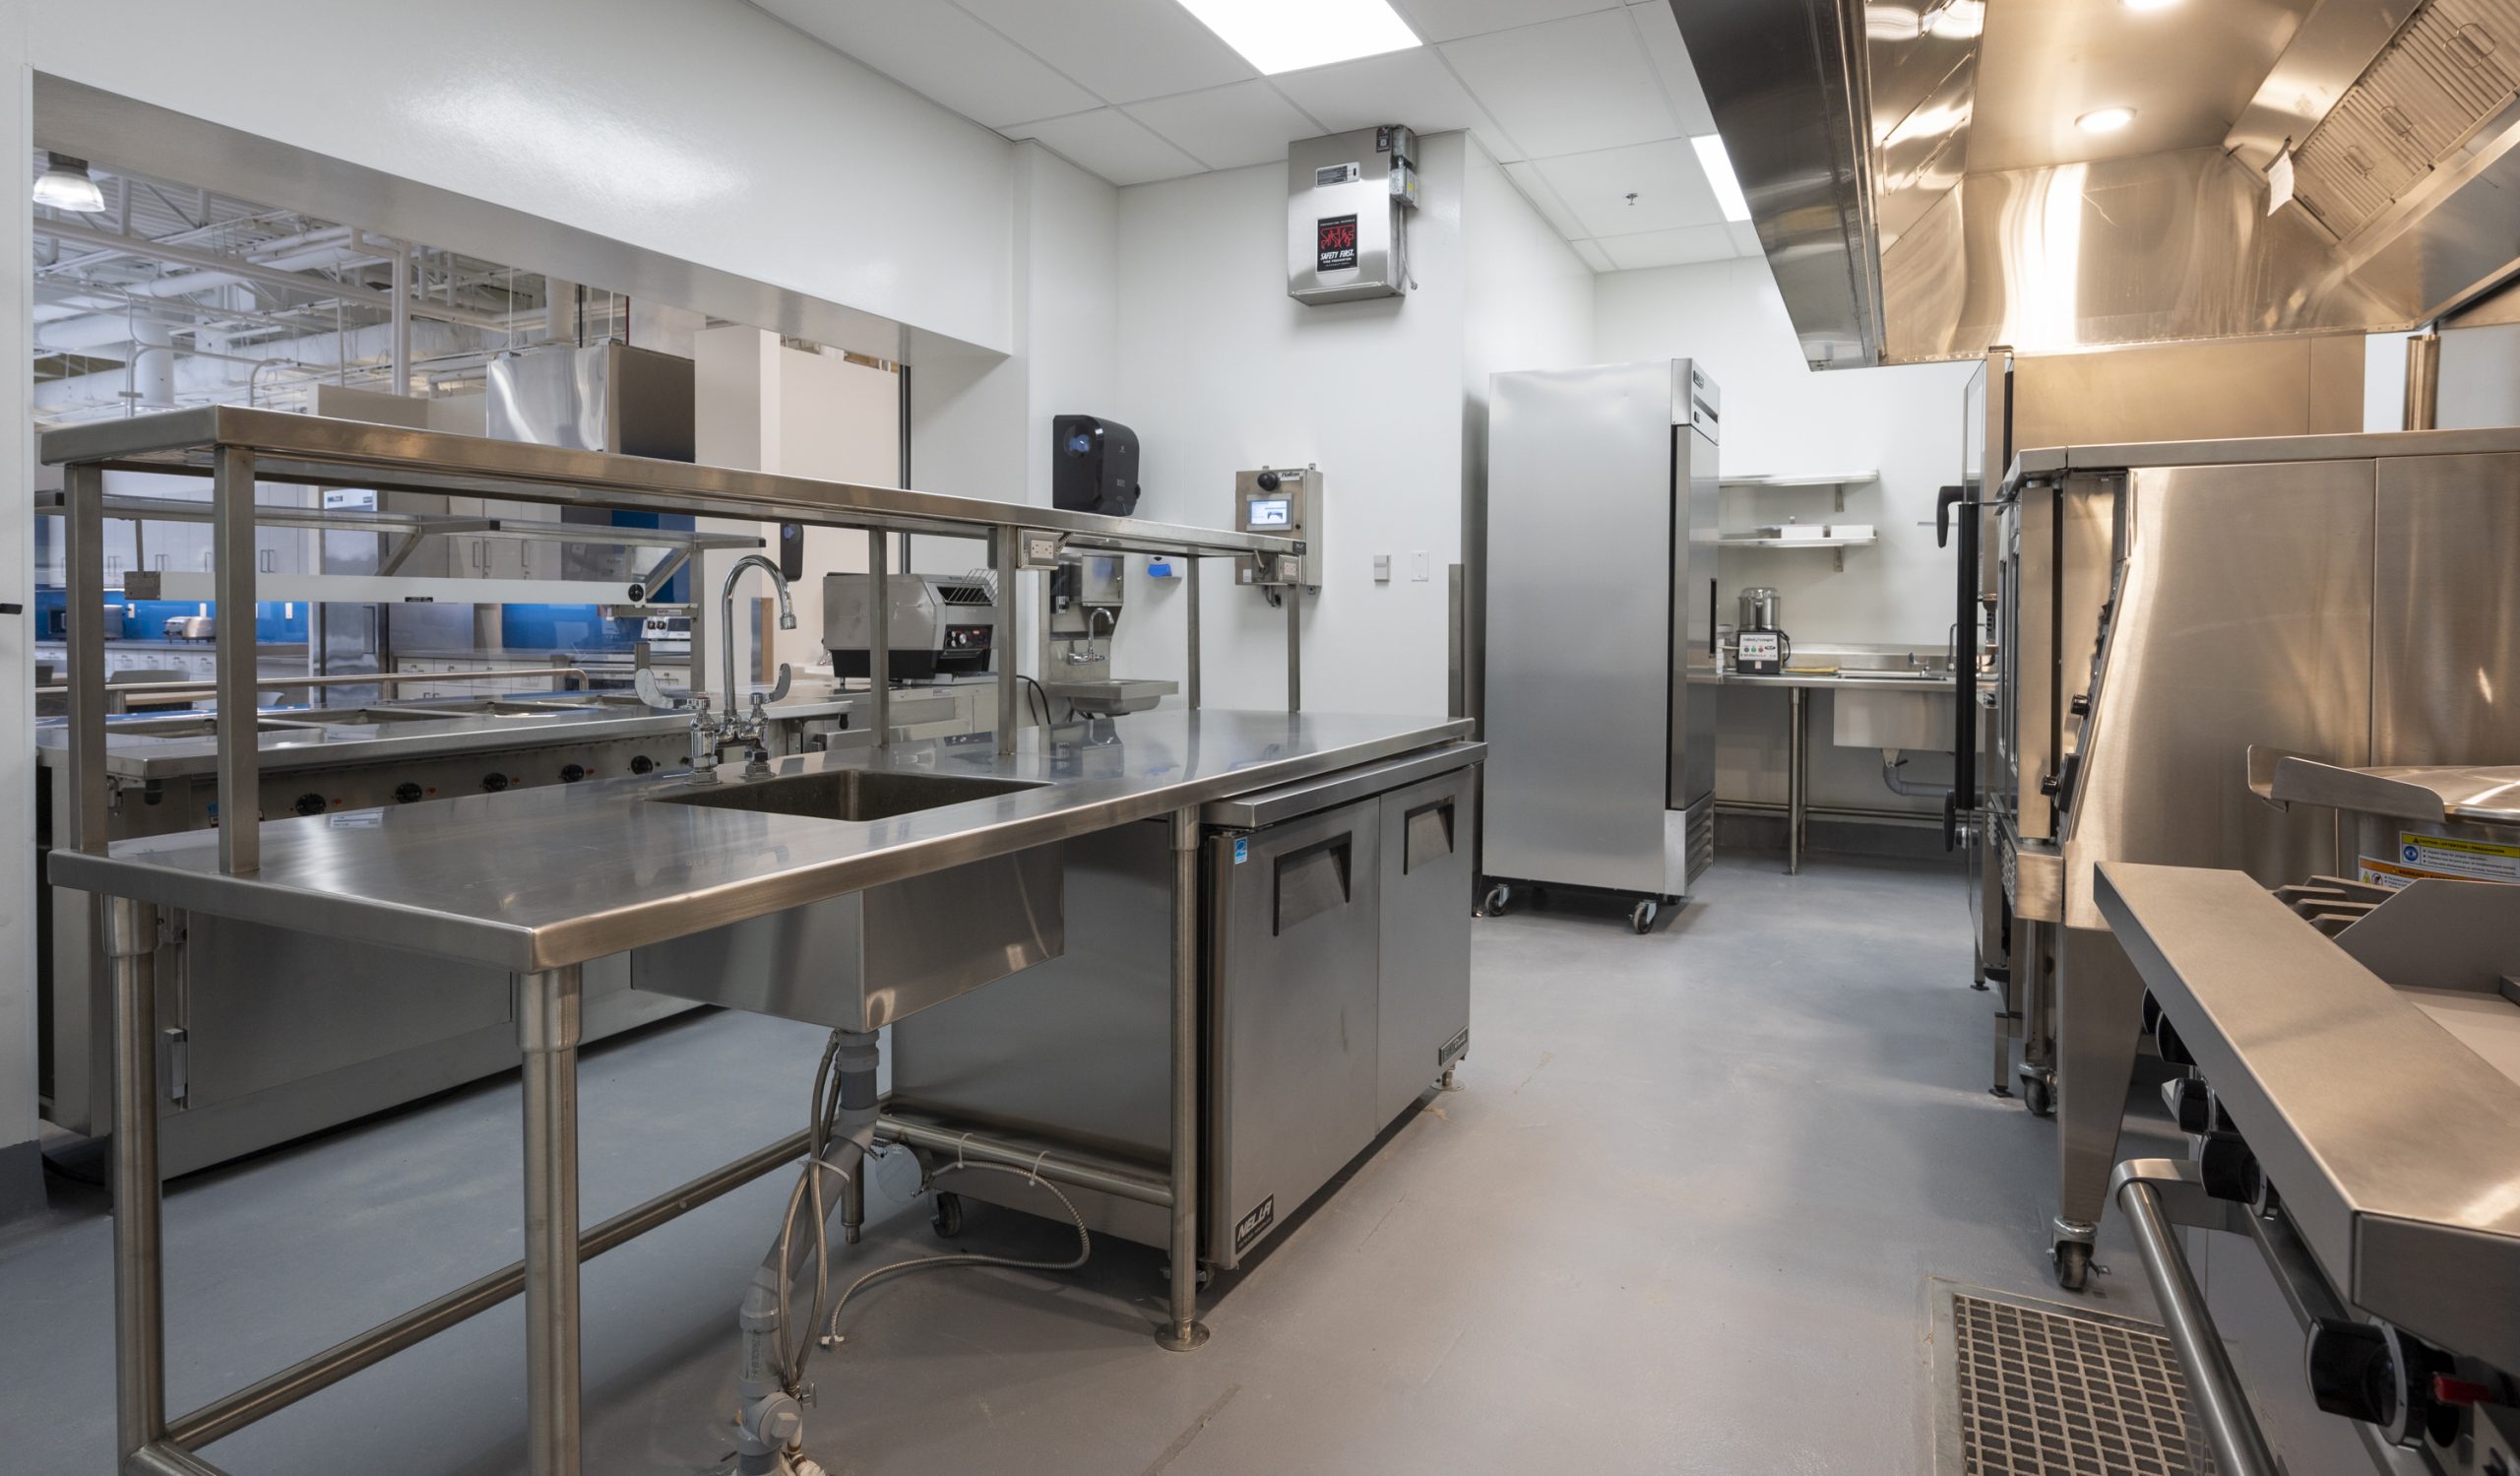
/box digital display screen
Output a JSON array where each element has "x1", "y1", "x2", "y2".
[{"x1": 1246, "y1": 497, "x2": 1292, "y2": 529}]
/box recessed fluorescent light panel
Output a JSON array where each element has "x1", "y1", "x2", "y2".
[
  {"x1": 1174, "y1": 0, "x2": 1419, "y2": 75},
  {"x1": 1691, "y1": 134, "x2": 1752, "y2": 223}
]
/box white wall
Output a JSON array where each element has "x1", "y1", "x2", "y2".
[
  {"x1": 907, "y1": 143, "x2": 1119, "y2": 674},
  {"x1": 1110, "y1": 134, "x2": 1476, "y2": 716},
  {"x1": 1595, "y1": 258, "x2": 1979, "y2": 650},
  {"x1": 23, "y1": 0, "x2": 1016, "y2": 353},
  {"x1": 1462, "y1": 136, "x2": 1597, "y2": 721},
  {"x1": 1594, "y1": 258, "x2": 1977, "y2": 821}
]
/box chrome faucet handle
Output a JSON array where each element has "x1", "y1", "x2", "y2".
[
  {"x1": 635, "y1": 666, "x2": 706, "y2": 712},
  {"x1": 765, "y1": 663, "x2": 792, "y2": 705}
]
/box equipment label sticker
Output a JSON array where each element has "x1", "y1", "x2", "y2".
[
  {"x1": 1233, "y1": 838, "x2": 1249, "y2": 865},
  {"x1": 2359, "y1": 831, "x2": 2520, "y2": 888},
  {"x1": 1316, "y1": 214, "x2": 1358, "y2": 271},
  {"x1": 1234, "y1": 1194, "x2": 1276, "y2": 1252}
]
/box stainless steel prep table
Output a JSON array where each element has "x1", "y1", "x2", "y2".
[
  {"x1": 1699, "y1": 668, "x2": 1961, "y2": 873},
  {"x1": 44, "y1": 407, "x2": 1329, "y2": 1476},
  {"x1": 32, "y1": 684, "x2": 956, "y2": 1174},
  {"x1": 51, "y1": 712, "x2": 1466, "y2": 973}
]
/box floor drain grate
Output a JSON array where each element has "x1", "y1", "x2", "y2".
[{"x1": 1935, "y1": 1282, "x2": 2216, "y2": 1476}]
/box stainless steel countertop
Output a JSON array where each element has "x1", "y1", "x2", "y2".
[
  {"x1": 33, "y1": 684, "x2": 893, "y2": 780},
  {"x1": 1714, "y1": 670, "x2": 1960, "y2": 690},
  {"x1": 49, "y1": 710, "x2": 1472, "y2": 973},
  {"x1": 2095, "y1": 862, "x2": 2520, "y2": 1374}
]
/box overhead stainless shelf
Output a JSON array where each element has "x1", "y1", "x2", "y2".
[
  {"x1": 33, "y1": 488, "x2": 765, "y2": 553},
  {"x1": 39, "y1": 406, "x2": 1306, "y2": 558}
]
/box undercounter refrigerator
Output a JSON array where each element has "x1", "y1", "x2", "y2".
[{"x1": 1482, "y1": 359, "x2": 1720, "y2": 932}]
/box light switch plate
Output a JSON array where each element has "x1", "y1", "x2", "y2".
[
  {"x1": 1412, "y1": 550, "x2": 1430, "y2": 582},
  {"x1": 1373, "y1": 553, "x2": 1391, "y2": 583}
]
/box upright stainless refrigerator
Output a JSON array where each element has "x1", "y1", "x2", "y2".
[{"x1": 1481, "y1": 359, "x2": 1719, "y2": 932}]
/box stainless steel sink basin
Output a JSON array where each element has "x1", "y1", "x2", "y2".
[{"x1": 652, "y1": 769, "x2": 1044, "y2": 822}]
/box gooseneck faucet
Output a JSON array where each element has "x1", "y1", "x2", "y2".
[{"x1": 722, "y1": 554, "x2": 797, "y2": 718}]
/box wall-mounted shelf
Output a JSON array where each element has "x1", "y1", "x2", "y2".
[
  {"x1": 1720, "y1": 470, "x2": 1877, "y2": 513},
  {"x1": 1716, "y1": 531, "x2": 1878, "y2": 571},
  {"x1": 1720, "y1": 471, "x2": 1878, "y2": 487}
]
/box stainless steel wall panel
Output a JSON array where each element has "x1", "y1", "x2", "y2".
[
  {"x1": 2056, "y1": 459, "x2": 2375, "y2": 929},
  {"x1": 2372, "y1": 452, "x2": 2520, "y2": 766}
]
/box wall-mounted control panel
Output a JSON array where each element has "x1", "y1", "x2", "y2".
[
  {"x1": 1288, "y1": 127, "x2": 1417, "y2": 304},
  {"x1": 1234, "y1": 465, "x2": 1322, "y2": 591}
]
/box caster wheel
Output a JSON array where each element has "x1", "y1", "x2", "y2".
[
  {"x1": 2053, "y1": 1239, "x2": 2093, "y2": 1293},
  {"x1": 1630, "y1": 899, "x2": 1659, "y2": 934},
  {"x1": 1482, "y1": 883, "x2": 1510, "y2": 917},
  {"x1": 2022, "y1": 1074, "x2": 2055, "y2": 1119},
  {"x1": 929, "y1": 1190, "x2": 964, "y2": 1240}
]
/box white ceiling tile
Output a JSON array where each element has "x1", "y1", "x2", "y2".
[
  {"x1": 1572, "y1": 238, "x2": 1615, "y2": 272},
  {"x1": 1385, "y1": 0, "x2": 1621, "y2": 44},
  {"x1": 1628, "y1": 1, "x2": 1716, "y2": 135},
  {"x1": 1727, "y1": 220, "x2": 1763, "y2": 256},
  {"x1": 951, "y1": 0, "x2": 1256, "y2": 105},
  {"x1": 1270, "y1": 47, "x2": 1523, "y2": 161},
  {"x1": 1007, "y1": 108, "x2": 1206, "y2": 186},
  {"x1": 754, "y1": 0, "x2": 1101, "y2": 129},
  {"x1": 1125, "y1": 82, "x2": 1321, "y2": 170},
  {"x1": 1598, "y1": 224, "x2": 1736, "y2": 271},
  {"x1": 1440, "y1": 9, "x2": 1676, "y2": 157},
  {"x1": 1532, "y1": 137, "x2": 1720, "y2": 237},
  {"x1": 1500, "y1": 160, "x2": 1587, "y2": 238}
]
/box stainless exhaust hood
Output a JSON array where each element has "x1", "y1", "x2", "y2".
[{"x1": 1674, "y1": 0, "x2": 2520, "y2": 368}]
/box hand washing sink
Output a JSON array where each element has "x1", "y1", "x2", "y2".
[
  {"x1": 650, "y1": 769, "x2": 1043, "y2": 822},
  {"x1": 631, "y1": 765, "x2": 1064, "y2": 1031}
]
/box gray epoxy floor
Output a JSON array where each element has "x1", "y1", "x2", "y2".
[{"x1": 0, "y1": 857, "x2": 2159, "y2": 1474}]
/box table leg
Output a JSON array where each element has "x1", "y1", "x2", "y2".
[
  {"x1": 519, "y1": 965, "x2": 584, "y2": 1475},
  {"x1": 108, "y1": 896, "x2": 167, "y2": 1464},
  {"x1": 1787, "y1": 686, "x2": 1807, "y2": 875},
  {"x1": 1159, "y1": 807, "x2": 1211, "y2": 1352}
]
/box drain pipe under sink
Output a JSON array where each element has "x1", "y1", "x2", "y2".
[{"x1": 1880, "y1": 748, "x2": 1954, "y2": 802}]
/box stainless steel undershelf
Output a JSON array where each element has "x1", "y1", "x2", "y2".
[{"x1": 49, "y1": 710, "x2": 1472, "y2": 973}]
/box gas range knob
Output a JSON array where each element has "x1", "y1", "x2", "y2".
[
  {"x1": 292, "y1": 792, "x2": 328, "y2": 817},
  {"x1": 481, "y1": 772, "x2": 510, "y2": 793},
  {"x1": 2307, "y1": 1319, "x2": 2455, "y2": 1447},
  {"x1": 2069, "y1": 692, "x2": 2091, "y2": 716},
  {"x1": 560, "y1": 764, "x2": 588, "y2": 783},
  {"x1": 393, "y1": 782, "x2": 424, "y2": 804}
]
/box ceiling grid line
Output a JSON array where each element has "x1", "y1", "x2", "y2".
[{"x1": 748, "y1": 0, "x2": 1755, "y2": 269}]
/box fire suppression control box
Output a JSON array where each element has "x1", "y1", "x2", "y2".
[{"x1": 1288, "y1": 126, "x2": 1418, "y2": 305}]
